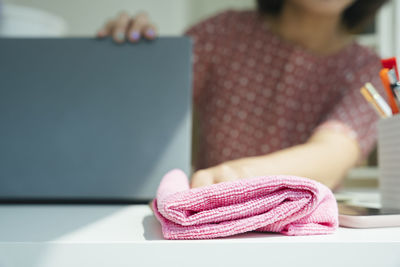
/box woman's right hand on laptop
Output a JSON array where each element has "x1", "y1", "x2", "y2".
[{"x1": 97, "y1": 11, "x2": 157, "y2": 43}]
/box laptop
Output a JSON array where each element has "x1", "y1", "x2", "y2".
[{"x1": 0, "y1": 37, "x2": 192, "y2": 202}]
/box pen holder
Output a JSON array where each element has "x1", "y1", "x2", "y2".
[{"x1": 378, "y1": 115, "x2": 400, "y2": 211}]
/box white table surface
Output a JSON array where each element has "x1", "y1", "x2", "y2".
[{"x1": 0, "y1": 204, "x2": 399, "y2": 267}]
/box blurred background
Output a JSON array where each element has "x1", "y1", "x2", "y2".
[
  {"x1": 0, "y1": 0, "x2": 254, "y2": 36},
  {"x1": 0, "y1": 0, "x2": 392, "y2": 49},
  {"x1": 0, "y1": 0, "x2": 398, "y2": 187},
  {"x1": 0, "y1": 0, "x2": 398, "y2": 57}
]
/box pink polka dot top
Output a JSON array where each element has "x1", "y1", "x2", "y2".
[{"x1": 186, "y1": 10, "x2": 384, "y2": 170}]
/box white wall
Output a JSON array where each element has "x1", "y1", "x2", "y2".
[
  {"x1": 2, "y1": 0, "x2": 393, "y2": 56},
  {"x1": 186, "y1": 0, "x2": 254, "y2": 27},
  {"x1": 3, "y1": 0, "x2": 254, "y2": 36}
]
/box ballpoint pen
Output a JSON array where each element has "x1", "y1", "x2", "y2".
[
  {"x1": 380, "y1": 68, "x2": 399, "y2": 114},
  {"x1": 386, "y1": 69, "x2": 400, "y2": 103},
  {"x1": 360, "y1": 83, "x2": 393, "y2": 118}
]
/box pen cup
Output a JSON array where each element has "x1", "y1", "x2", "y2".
[{"x1": 378, "y1": 115, "x2": 400, "y2": 211}]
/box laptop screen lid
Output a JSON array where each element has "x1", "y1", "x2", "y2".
[{"x1": 0, "y1": 37, "x2": 192, "y2": 202}]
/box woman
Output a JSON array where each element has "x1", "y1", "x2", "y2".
[{"x1": 98, "y1": 0, "x2": 388, "y2": 189}]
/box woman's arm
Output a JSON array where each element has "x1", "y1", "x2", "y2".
[{"x1": 191, "y1": 129, "x2": 360, "y2": 189}]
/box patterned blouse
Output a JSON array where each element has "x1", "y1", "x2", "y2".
[{"x1": 186, "y1": 10, "x2": 384, "y2": 170}]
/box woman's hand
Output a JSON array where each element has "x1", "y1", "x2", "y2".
[
  {"x1": 97, "y1": 11, "x2": 157, "y2": 43},
  {"x1": 191, "y1": 160, "x2": 251, "y2": 188}
]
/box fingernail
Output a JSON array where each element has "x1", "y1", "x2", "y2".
[
  {"x1": 116, "y1": 32, "x2": 125, "y2": 41},
  {"x1": 146, "y1": 29, "x2": 155, "y2": 37},
  {"x1": 131, "y1": 31, "x2": 140, "y2": 41}
]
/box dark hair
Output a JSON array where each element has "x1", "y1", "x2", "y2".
[{"x1": 256, "y1": 0, "x2": 389, "y2": 33}]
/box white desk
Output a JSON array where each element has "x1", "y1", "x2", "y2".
[{"x1": 0, "y1": 204, "x2": 399, "y2": 267}]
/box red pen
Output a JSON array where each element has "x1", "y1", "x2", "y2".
[{"x1": 381, "y1": 57, "x2": 399, "y2": 79}]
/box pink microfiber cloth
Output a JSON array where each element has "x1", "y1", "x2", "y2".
[{"x1": 152, "y1": 169, "x2": 338, "y2": 239}]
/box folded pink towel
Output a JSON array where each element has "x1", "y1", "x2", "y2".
[{"x1": 152, "y1": 169, "x2": 338, "y2": 239}]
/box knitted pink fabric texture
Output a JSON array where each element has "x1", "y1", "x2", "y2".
[{"x1": 152, "y1": 169, "x2": 338, "y2": 240}]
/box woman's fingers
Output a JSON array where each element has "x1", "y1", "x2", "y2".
[
  {"x1": 97, "y1": 19, "x2": 115, "y2": 38},
  {"x1": 97, "y1": 12, "x2": 157, "y2": 43},
  {"x1": 127, "y1": 13, "x2": 147, "y2": 42},
  {"x1": 142, "y1": 24, "x2": 157, "y2": 40},
  {"x1": 190, "y1": 170, "x2": 214, "y2": 188},
  {"x1": 190, "y1": 163, "x2": 244, "y2": 188},
  {"x1": 113, "y1": 12, "x2": 131, "y2": 43},
  {"x1": 127, "y1": 12, "x2": 156, "y2": 42}
]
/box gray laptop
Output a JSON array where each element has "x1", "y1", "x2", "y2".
[{"x1": 0, "y1": 37, "x2": 192, "y2": 202}]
